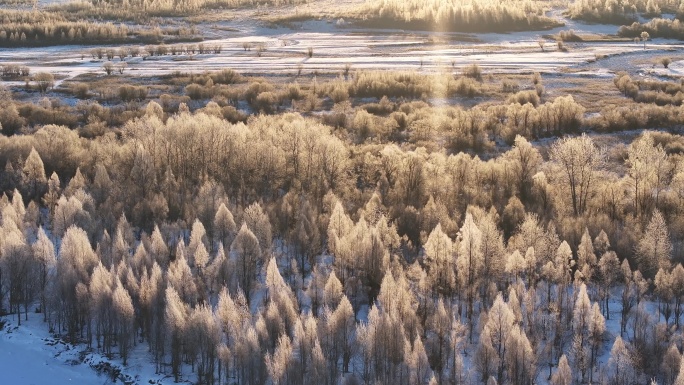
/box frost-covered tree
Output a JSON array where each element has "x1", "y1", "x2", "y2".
[
  {"x1": 598, "y1": 251, "x2": 620, "y2": 319},
  {"x1": 607, "y1": 336, "x2": 633, "y2": 385},
  {"x1": 167, "y1": 241, "x2": 197, "y2": 305},
  {"x1": 406, "y1": 333, "x2": 432, "y2": 385},
  {"x1": 187, "y1": 219, "x2": 208, "y2": 267},
  {"x1": 478, "y1": 212, "x2": 505, "y2": 307},
  {"x1": 423, "y1": 224, "x2": 455, "y2": 296},
  {"x1": 457, "y1": 212, "x2": 483, "y2": 341},
  {"x1": 505, "y1": 135, "x2": 542, "y2": 202},
  {"x1": 32, "y1": 227, "x2": 55, "y2": 321},
  {"x1": 482, "y1": 293, "x2": 515, "y2": 384},
  {"x1": 21, "y1": 147, "x2": 47, "y2": 200},
  {"x1": 549, "y1": 134, "x2": 602, "y2": 216},
  {"x1": 627, "y1": 132, "x2": 669, "y2": 217},
  {"x1": 148, "y1": 225, "x2": 169, "y2": 267},
  {"x1": 323, "y1": 270, "x2": 343, "y2": 310},
  {"x1": 0, "y1": 220, "x2": 32, "y2": 325},
  {"x1": 188, "y1": 304, "x2": 220, "y2": 385},
  {"x1": 551, "y1": 354, "x2": 572, "y2": 385},
  {"x1": 56, "y1": 226, "x2": 98, "y2": 342},
  {"x1": 43, "y1": 171, "x2": 61, "y2": 218},
  {"x1": 504, "y1": 325, "x2": 535, "y2": 385},
  {"x1": 266, "y1": 333, "x2": 294, "y2": 385},
  {"x1": 243, "y1": 202, "x2": 272, "y2": 252},
  {"x1": 572, "y1": 284, "x2": 592, "y2": 382},
  {"x1": 231, "y1": 223, "x2": 261, "y2": 305},
  {"x1": 661, "y1": 344, "x2": 680, "y2": 385},
  {"x1": 636, "y1": 210, "x2": 672, "y2": 278},
  {"x1": 577, "y1": 228, "x2": 596, "y2": 281},
  {"x1": 165, "y1": 287, "x2": 188, "y2": 382},
  {"x1": 53, "y1": 195, "x2": 90, "y2": 238},
  {"x1": 214, "y1": 203, "x2": 236, "y2": 247},
  {"x1": 112, "y1": 280, "x2": 134, "y2": 365},
  {"x1": 588, "y1": 302, "x2": 605, "y2": 382}
]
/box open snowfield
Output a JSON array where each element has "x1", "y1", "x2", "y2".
[{"x1": 1, "y1": 315, "x2": 179, "y2": 385}]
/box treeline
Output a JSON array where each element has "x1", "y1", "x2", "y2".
[
  {"x1": 615, "y1": 72, "x2": 684, "y2": 106},
  {"x1": 352, "y1": 0, "x2": 563, "y2": 33},
  {"x1": 2, "y1": 107, "x2": 684, "y2": 383},
  {"x1": 70, "y1": 0, "x2": 309, "y2": 17},
  {"x1": 618, "y1": 17, "x2": 684, "y2": 40},
  {"x1": 0, "y1": 10, "x2": 199, "y2": 47},
  {"x1": 568, "y1": 0, "x2": 679, "y2": 24}
]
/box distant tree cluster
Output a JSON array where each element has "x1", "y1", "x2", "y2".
[
  {"x1": 568, "y1": 0, "x2": 678, "y2": 24},
  {"x1": 619, "y1": 17, "x2": 684, "y2": 40},
  {"x1": 87, "y1": 0, "x2": 308, "y2": 16},
  {"x1": 353, "y1": 0, "x2": 563, "y2": 33},
  {"x1": 0, "y1": 10, "x2": 199, "y2": 47},
  {"x1": 615, "y1": 72, "x2": 684, "y2": 106}
]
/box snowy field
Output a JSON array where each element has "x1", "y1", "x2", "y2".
[
  {"x1": 1, "y1": 315, "x2": 178, "y2": 385},
  {"x1": 2, "y1": 10, "x2": 684, "y2": 84}
]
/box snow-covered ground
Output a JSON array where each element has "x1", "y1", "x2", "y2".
[
  {"x1": 3, "y1": 11, "x2": 684, "y2": 85},
  {"x1": 0, "y1": 315, "x2": 177, "y2": 385},
  {"x1": 1, "y1": 316, "x2": 103, "y2": 385}
]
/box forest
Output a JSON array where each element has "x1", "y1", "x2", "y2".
[
  {"x1": 2, "y1": 76, "x2": 684, "y2": 384},
  {"x1": 5, "y1": 0, "x2": 684, "y2": 384}
]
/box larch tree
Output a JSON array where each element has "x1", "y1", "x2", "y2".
[
  {"x1": 230, "y1": 223, "x2": 261, "y2": 305},
  {"x1": 671, "y1": 264, "x2": 684, "y2": 328},
  {"x1": 243, "y1": 202, "x2": 272, "y2": 252},
  {"x1": 478, "y1": 212, "x2": 505, "y2": 308},
  {"x1": 332, "y1": 295, "x2": 355, "y2": 374},
  {"x1": 551, "y1": 354, "x2": 572, "y2": 385},
  {"x1": 406, "y1": 334, "x2": 432, "y2": 385},
  {"x1": 112, "y1": 280, "x2": 135, "y2": 365},
  {"x1": 323, "y1": 270, "x2": 343, "y2": 310},
  {"x1": 655, "y1": 268, "x2": 674, "y2": 326},
  {"x1": 627, "y1": 132, "x2": 670, "y2": 217},
  {"x1": 661, "y1": 344, "x2": 680, "y2": 385},
  {"x1": 484, "y1": 293, "x2": 515, "y2": 384},
  {"x1": 571, "y1": 283, "x2": 592, "y2": 383},
  {"x1": 89, "y1": 263, "x2": 114, "y2": 355},
  {"x1": 506, "y1": 250, "x2": 526, "y2": 283},
  {"x1": 21, "y1": 147, "x2": 47, "y2": 201},
  {"x1": 32, "y1": 226, "x2": 55, "y2": 321},
  {"x1": 187, "y1": 219, "x2": 208, "y2": 268},
  {"x1": 598, "y1": 251, "x2": 620, "y2": 319},
  {"x1": 428, "y1": 298, "x2": 453, "y2": 383},
  {"x1": 577, "y1": 228, "x2": 596, "y2": 281},
  {"x1": 636, "y1": 210, "x2": 672, "y2": 278},
  {"x1": 505, "y1": 135, "x2": 542, "y2": 202},
  {"x1": 53, "y1": 195, "x2": 89, "y2": 238},
  {"x1": 148, "y1": 225, "x2": 169, "y2": 268},
  {"x1": 56, "y1": 226, "x2": 98, "y2": 342},
  {"x1": 423, "y1": 224, "x2": 456, "y2": 297},
  {"x1": 165, "y1": 287, "x2": 188, "y2": 383},
  {"x1": 167, "y1": 241, "x2": 198, "y2": 305},
  {"x1": 214, "y1": 203, "x2": 236, "y2": 247},
  {"x1": 188, "y1": 303, "x2": 220, "y2": 385},
  {"x1": 266, "y1": 333, "x2": 294, "y2": 385},
  {"x1": 607, "y1": 336, "x2": 633, "y2": 385},
  {"x1": 588, "y1": 302, "x2": 605, "y2": 382},
  {"x1": 549, "y1": 134, "x2": 602, "y2": 216},
  {"x1": 457, "y1": 212, "x2": 483, "y2": 342},
  {"x1": 504, "y1": 325, "x2": 535, "y2": 385},
  {"x1": 593, "y1": 230, "x2": 611, "y2": 256},
  {"x1": 0, "y1": 219, "x2": 32, "y2": 325},
  {"x1": 675, "y1": 354, "x2": 684, "y2": 385}
]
